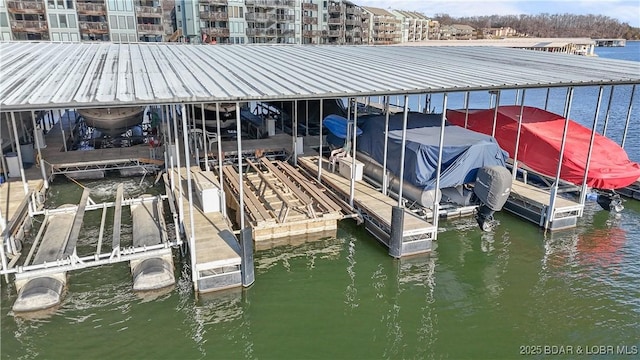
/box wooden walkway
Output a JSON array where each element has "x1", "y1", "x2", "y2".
[
  {"x1": 506, "y1": 180, "x2": 583, "y2": 230},
  {"x1": 298, "y1": 156, "x2": 435, "y2": 256},
  {"x1": 1, "y1": 179, "x2": 45, "y2": 240},
  {"x1": 168, "y1": 168, "x2": 241, "y2": 293},
  {"x1": 222, "y1": 158, "x2": 342, "y2": 245}
]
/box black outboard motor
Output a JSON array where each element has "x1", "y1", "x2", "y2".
[
  {"x1": 596, "y1": 190, "x2": 624, "y2": 213},
  {"x1": 473, "y1": 166, "x2": 513, "y2": 231}
]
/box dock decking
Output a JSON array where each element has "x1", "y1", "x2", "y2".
[
  {"x1": 168, "y1": 168, "x2": 242, "y2": 293},
  {"x1": 506, "y1": 180, "x2": 583, "y2": 230},
  {"x1": 298, "y1": 156, "x2": 436, "y2": 256}
]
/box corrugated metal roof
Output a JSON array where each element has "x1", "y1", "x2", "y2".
[{"x1": 0, "y1": 42, "x2": 639, "y2": 111}]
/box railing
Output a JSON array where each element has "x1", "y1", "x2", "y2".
[
  {"x1": 79, "y1": 21, "x2": 109, "y2": 32},
  {"x1": 303, "y1": 30, "x2": 321, "y2": 37},
  {"x1": 203, "y1": 27, "x2": 230, "y2": 36},
  {"x1": 246, "y1": 28, "x2": 293, "y2": 36},
  {"x1": 327, "y1": 18, "x2": 341, "y2": 25},
  {"x1": 199, "y1": 0, "x2": 228, "y2": 5},
  {"x1": 328, "y1": 5, "x2": 342, "y2": 13},
  {"x1": 301, "y1": 2, "x2": 317, "y2": 11},
  {"x1": 345, "y1": 30, "x2": 362, "y2": 37},
  {"x1": 137, "y1": 23, "x2": 164, "y2": 33},
  {"x1": 10, "y1": 20, "x2": 48, "y2": 31},
  {"x1": 345, "y1": 7, "x2": 361, "y2": 15},
  {"x1": 245, "y1": 0, "x2": 295, "y2": 7},
  {"x1": 76, "y1": 2, "x2": 107, "y2": 14},
  {"x1": 246, "y1": 13, "x2": 294, "y2": 21},
  {"x1": 345, "y1": 19, "x2": 360, "y2": 26},
  {"x1": 7, "y1": 1, "x2": 45, "y2": 12},
  {"x1": 328, "y1": 30, "x2": 343, "y2": 37},
  {"x1": 136, "y1": 6, "x2": 163, "y2": 17},
  {"x1": 302, "y1": 16, "x2": 317, "y2": 25},
  {"x1": 199, "y1": 11, "x2": 229, "y2": 21}
]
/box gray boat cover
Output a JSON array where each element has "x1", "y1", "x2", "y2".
[{"x1": 356, "y1": 112, "x2": 508, "y2": 190}]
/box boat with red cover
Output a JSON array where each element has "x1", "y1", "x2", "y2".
[{"x1": 446, "y1": 106, "x2": 640, "y2": 190}]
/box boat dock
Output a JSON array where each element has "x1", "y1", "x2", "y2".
[
  {"x1": 222, "y1": 158, "x2": 343, "y2": 249},
  {"x1": 619, "y1": 180, "x2": 640, "y2": 201},
  {"x1": 298, "y1": 156, "x2": 436, "y2": 256},
  {"x1": 505, "y1": 180, "x2": 583, "y2": 230},
  {"x1": 167, "y1": 168, "x2": 242, "y2": 293}
]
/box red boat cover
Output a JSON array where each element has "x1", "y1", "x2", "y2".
[{"x1": 446, "y1": 106, "x2": 640, "y2": 189}]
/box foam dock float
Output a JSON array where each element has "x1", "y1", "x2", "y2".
[{"x1": 129, "y1": 195, "x2": 175, "y2": 291}]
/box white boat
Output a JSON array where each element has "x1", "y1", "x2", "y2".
[
  {"x1": 192, "y1": 103, "x2": 237, "y2": 130},
  {"x1": 77, "y1": 106, "x2": 145, "y2": 136}
]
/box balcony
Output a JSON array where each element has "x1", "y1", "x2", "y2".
[
  {"x1": 136, "y1": 6, "x2": 163, "y2": 17},
  {"x1": 10, "y1": 20, "x2": 48, "y2": 32},
  {"x1": 327, "y1": 18, "x2": 341, "y2": 25},
  {"x1": 245, "y1": 0, "x2": 295, "y2": 8},
  {"x1": 345, "y1": 7, "x2": 361, "y2": 16},
  {"x1": 203, "y1": 27, "x2": 230, "y2": 37},
  {"x1": 301, "y1": 2, "x2": 317, "y2": 11},
  {"x1": 245, "y1": 13, "x2": 294, "y2": 22},
  {"x1": 137, "y1": 23, "x2": 164, "y2": 34},
  {"x1": 246, "y1": 28, "x2": 293, "y2": 37},
  {"x1": 79, "y1": 21, "x2": 109, "y2": 34},
  {"x1": 345, "y1": 19, "x2": 360, "y2": 26},
  {"x1": 302, "y1": 16, "x2": 317, "y2": 25},
  {"x1": 303, "y1": 30, "x2": 321, "y2": 37},
  {"x1": 76, "y1": 2, "x2": 107, "y2": 16},
  {"x1": 327, "y1": 30, "x2": 342, "y2": 37},
  {"x1": 328, "y1": 5, "x2": 342, "y2": 13},
  {"x1": 199, "y1": 0, "x2": 228, "y2": 5},
  {"x1": 345, "y1": 30, "x2": 362, "y2": 37},
  {"x1": 199, "y1": 11, "x2": 229, "y2": 21},
  {"x1": 7, "y1": 1, "x2": 45, "y2": 14}
]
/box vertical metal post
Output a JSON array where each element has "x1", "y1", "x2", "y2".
[
  {"x1": 579, "y1": 86, "x2": 604, "y2": 206},
  {"x1": 235, "y1": 102, "x2": 254, "y2": 287},
  {"x1": 191, "y1": 104, "x2": 200, "y2": 168},
  {"x1": 165, "y1": 105, "x2": 176, "y2": 193},
  {"x1": 620, "y1": 84, "x2": 635, "y2": 149},
  {"x1": 202, "y1": 103, "x2": 210, "y2": 172},
  {"x1": 397, "y1": 95, "x2": 409, "y2": 206},
  {"x1": 544, "y1": 88, "x2": 551, "y2": 110},
  {"x1": 463, "y1": 91, "x2": 470, "y2": 129},
  {"x1": 58, "y1": 109, "x2": 67, "y2": 152},
  {"x1": 305, "y1": 100, "x2": 309, "y2": 137},
  {"x1": 293, "y1": 100, "x2": 298, "y2": 166},
  {"x1": 10, "y1": 112, "x2": 29, "y2": 195},
  {"x1": 417, "y1": 94, "x2": 422, "y2": 113},
  {"x1": 382, "y1": 96, "x2": 390, "y2": 196},
  {"x1": 172, "y1": 105, "x2": 184, "y2": 224},
  {"x1": 317, "y1": 98, "x2": 323, "y2": 181},
  {"x1": 512, "y1": 89, "x2": 527, "y2": 179},
  {"x1": 216, "y1": 103, "x2": 226, "y2": 218},
  {"x1": 515, "y1": 89, "x2": 520, "y2": 105},
  {"x1": 30, "y1": 110, "x2": 49, "y2": 189},
  {"x1": 349, "y1": 98, "x2": 358, "y2": 207},
  {"x1": 491, "y1": 90, "x2": 501, "y2": 138},
  {"x1": 181, "y1": 104, "x2": 198, "y2": 290},
  {"x1": 545, "y1": 87, "x2": 574, "y2": 231},
  {"x1": 602, "y1": 86, "x2": 615, "y2": 136},
  {"x1": 433, "y1": 94, "x2": 448, "y2": 231}
]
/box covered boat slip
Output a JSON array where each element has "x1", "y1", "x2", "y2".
[
  {"x1": 167, "y1": 168, "x2": 242, "y2": 293},
  {"x1": 298, "y1": 156, "x2": 436, "y2": 256}
]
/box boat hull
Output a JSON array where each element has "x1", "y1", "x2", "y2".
[{"x1": 77, "y1": 107, "x2": 145, "y2": 136}]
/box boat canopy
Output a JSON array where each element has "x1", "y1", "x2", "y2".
[
  {"x1": 446, "y1": 106, "x2": 640, "y2": 189},
  {"x1": 353, "y1": 113, "x2": 508, "y2": 190}
]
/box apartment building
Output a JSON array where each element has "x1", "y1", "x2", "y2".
[
  {"x1": 391, "y1": 9, "x2": 428, "y2": 42},
  {"x1": 1, "y1": 0, "x2": 176, "y2": 42},
  {"x1": 361, "y1": 6, "x2": 400, "y2": 45},
  {"x1": 325, "y1": 0, "x2": 363, "y2": 45},
  {"x1": 440, "y1": 24, "x2": 476, "y2": 40}
]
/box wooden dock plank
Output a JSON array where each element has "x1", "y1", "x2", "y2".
[
  {"x1": 275, "y1": 160, "x2": 343, "y2": 213},
  {"x1": 298, "y1": 156, "x2": 433, "y2": 233},
  {"x1": 510, "y1": 181, "x2": 580, "y2": 209},
  {"x1": 171, "y1": 168, "x2": 240, "y2": 267}
]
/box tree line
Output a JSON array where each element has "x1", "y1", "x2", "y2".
[{"x1": 433, "y1": 13, "x2": 640, "y2": 40}]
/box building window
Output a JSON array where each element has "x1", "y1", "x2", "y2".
[
  {"x1": 127, "y1": 16, "x2": 134, "y2": 30},
  {"x1": 118, "y1": 16, "x2": 125, "y2": 29},
  {"x1": 48, "y1": 0, "x2": 55, "y2": 9},
  {"x1": 0, "y1": 13, "x2": 8, "y2": 28},
  {"x1": 59, "y1": 14, "x2": 67, "y2": 28},
  {"x1": 110, "y1": 15, "x2": 118, "y2": 29},
  {"x1": 66, "y1": 0, "x2": 73, "y2": 9},
  {"x1": 68, "y1": 14, "x2": 76, "y2": 28},
  {"x1": 177, "y1": 5, "x2": 181, "y2": 12},
  {"x1": 49, "y1": 14, "x2": 58, "y2": 28}
]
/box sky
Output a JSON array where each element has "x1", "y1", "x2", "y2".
[{"x1": 355, "y1": 0, "x2": 640, "y2": 28}]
